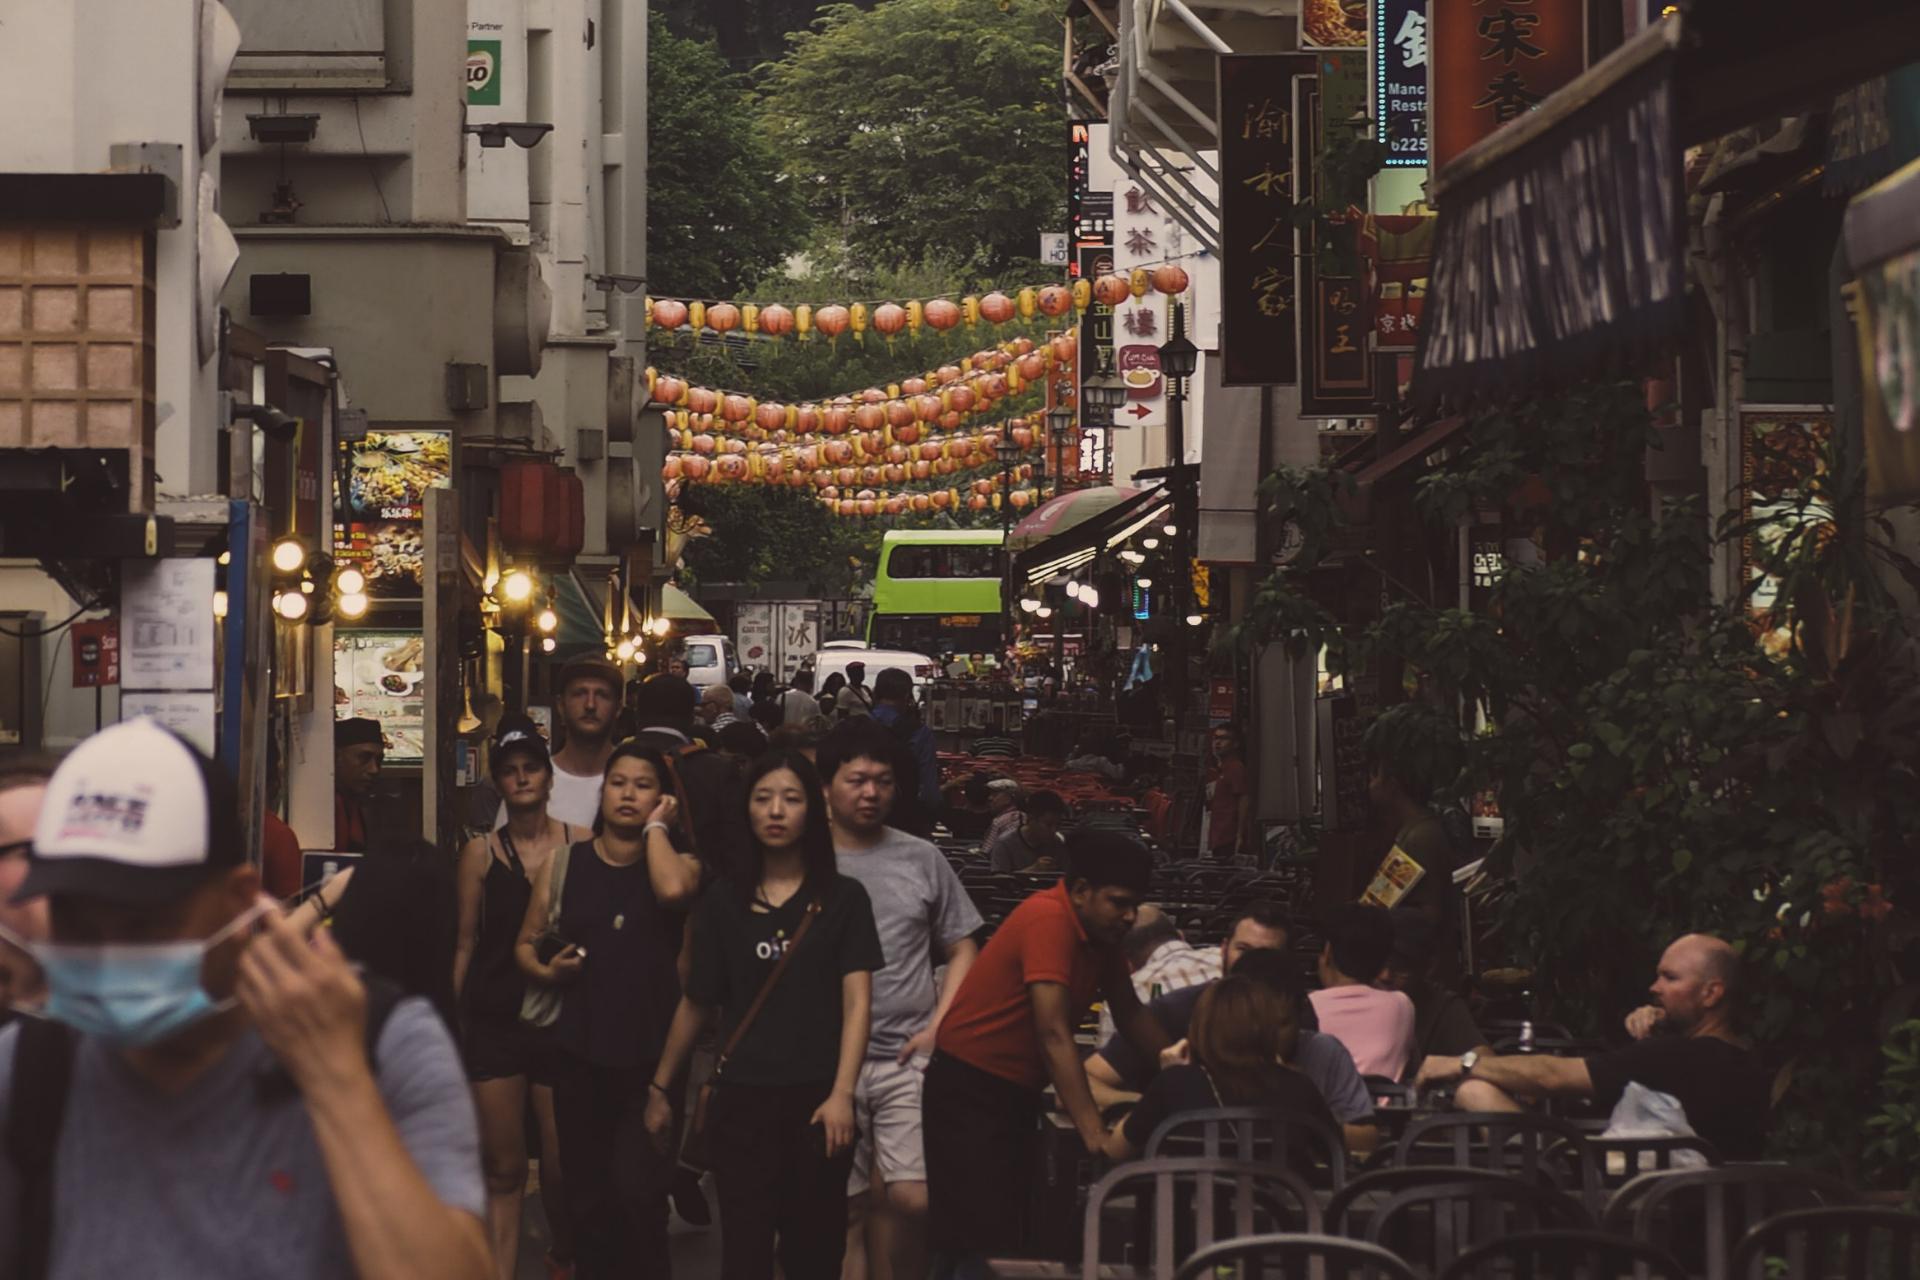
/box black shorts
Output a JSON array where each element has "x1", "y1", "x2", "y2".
[
  {"x1": 465, "y1": 1010, "x2": 563, "y2": 1086},
  {"x1": 923, "y1": 1051, "x2": 1043, "y2": 1259}
]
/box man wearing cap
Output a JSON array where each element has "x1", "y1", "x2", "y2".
[
  {"x1": 334, "y1": 717, "x2": 385, "y2": 853},
  {"x1": 0, "y1": 719, "x2": 489, "y2": 1279}
]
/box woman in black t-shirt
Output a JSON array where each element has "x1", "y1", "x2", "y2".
[
  {"x1": 1102, "y1": 975, "x2": 1338, "y2": 1161},
  {"x1": 647, "y1": 749, "x2": 882, "y2": 1280},
  {"x1": 516, "y1": 742, "x2": 703, "y2": 1280}
]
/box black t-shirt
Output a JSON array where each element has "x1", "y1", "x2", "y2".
[
  {"x1": 687, "y1": 874, "x2": 884, "y2": 1087},
  {"x1": 555, "y1": 841, "x2": 683, "y2": 1069},
  {"x1": 1408, "y1": 983, "x2": 1485, "y2": 1065},
  {"x1": 1584, "y1": 1034, "x2": 1771, "y2": 1160},
  {"x1": 1121, "y1": 1063, "x2": 1336, "y2": 1151}
]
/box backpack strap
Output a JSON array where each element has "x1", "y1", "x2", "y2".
[
  {"x1": 7, "y1": 1017, "x2": 77, "y2": 1280},
  {"x1": 252, "y1": 973, "x2": 410, "y2": 1104}
]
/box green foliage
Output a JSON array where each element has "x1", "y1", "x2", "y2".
[
  {"x1": 1866, "y1": 1019, "x2": 1920, "y2": 1196},
  {"x1": 654, "y1": 0, "x2": 878, "y2": 70},
  {"x1": 760, "y1": 0, "x2": 1068, "y2": 279},
  {"x1": 1237, "y1": 381, "x2": 1920, "y2": 1171},
  {"x1": 647, "y1": 15, "x2": 810, "y2": 298}
]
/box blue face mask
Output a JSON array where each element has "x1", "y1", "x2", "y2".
[{"x1": 4, "y1": 904, "x2": 266, "y2": 1048}]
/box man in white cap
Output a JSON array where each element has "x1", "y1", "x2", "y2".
[{"x1": 0, "y1": 719, "x2": 488, "y2": 1279}]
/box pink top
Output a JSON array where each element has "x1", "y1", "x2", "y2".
[{"x1": 1309, "y1": 985, "x2": 1417, "y2": 1081}]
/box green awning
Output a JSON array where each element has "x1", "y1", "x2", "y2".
[
  {"x1": 662, "y1": 583, "x2": 714, "y2": 624},
  {"x1": 555, "y1": 572, "x2": 607, "y2": 654}
]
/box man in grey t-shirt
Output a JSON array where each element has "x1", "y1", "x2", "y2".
[
  {"x1": 821, "y1": 720, "x2": 983, "y2": 1280},
  {"x1": 0, "y1": 720, "x2": 487, "y2": 1280}
]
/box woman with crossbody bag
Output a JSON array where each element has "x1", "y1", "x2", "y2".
[
  {"x1": 516, "y1": 741, "x2": 702, "y2": 1279},
  {"x1": 646, "y1": 749, "x2": 883, "y2": 1280}
]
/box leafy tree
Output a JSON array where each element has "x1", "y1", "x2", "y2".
[
  {"x1": 647, "y1": 16, "x2": 809, "y2": 299},
  {"x1": 760, "y1": 0, "x2": 1068, "y2": 279},
  {"x1": 654, "y1": 0, "x2": 879, "y2": 71}
]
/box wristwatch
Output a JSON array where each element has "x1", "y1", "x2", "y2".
[{"x1": 1459, "y1": 1049, "x2": 1480, "y2": 1078}]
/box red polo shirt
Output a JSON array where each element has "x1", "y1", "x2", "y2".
[{"x1": 936, "y1": 881, "x2": 1103, "y2": 1090}]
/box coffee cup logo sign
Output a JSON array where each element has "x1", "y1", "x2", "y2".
[{"x1": 1116, "y1": 345, "x2": 1164, "y2": 400}]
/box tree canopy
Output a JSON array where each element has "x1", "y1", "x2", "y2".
[
  {"x1": 646, "y1": 14, "x2": 809, "y2": 299},
  {"x1": 760, "y1": 0, "x2": 1068, "y2": 281}
]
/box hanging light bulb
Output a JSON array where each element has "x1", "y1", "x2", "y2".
[
  {"x1": 336, "y1": 567, "x2": 367, "y2": 596},
  {"x1": 1020, "y1": 597, "x2": 1042, "y2": 614},
  {"x1": 1080, "y1": 587, "x2": 1100, "y2": 609},
  {"x1": 1141, "y1": 536, "x2": 1160, "y2": 550},
  {"x1": 274, "y1": 590, "x2": 310, "y2": 622},
  {"x1": 1136, "y1": 576, "x2": 1153, "y2": 589},
  {"x1": 633, "y1": 648, "x2": 649, "y2": 665},
  {"x1": 501, "y1": 569, "x2": 534, "y2": 603},
  {"x1": 1065, "y1": 581, "x2": 1082, "y2": 600},
  {"x1": 1163, "y1": 522, "x2": 1178, "y2": 537},
  {"x1": 1185, "y1": 613, "x2": 1205, "y2": 627},
  {"x1": 271, "y1": 537, "x2": 305, "y2": 574},
  {"x1": 541, "y1": 636, "x2": 557, "y2": 653},
  {"x1": 1036, "y1": 605, "x2": 1053, "y2": 619},
  {"x1": 536, "y1": 607, "x2": 558, "y2": 633},
  {"x1": 337, "y1": 591, "x2": 369, "y2": 620},
  {"x1": 212, "y1": 590, "x2": 229, "y2": 620},
  {"x1": 615, "y1": 638, "x2": 636, "y2": 661},
  {"x1": 650, "y1": 616, "x2": 671, "y2": 637}
]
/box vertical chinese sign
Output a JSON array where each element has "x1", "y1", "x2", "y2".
[
  {"x1": 1297, "y1": 82, "x2": 1379, "y2": 416},
  {"x1": 1374, "y1": 0, "x2": 1429, "y2": 167},
  {"x1": 1111, "y1": 181, "x2": 1169, "y2": 430},
  {"x1": 1429, "y1": 0, "x2": 1587, "y2": 172},
  {"x1": 1069, "y1": 122, "x2": 1115, "y2": 487},
  {"x1": 1218, "y1": 54, "x2": 1317, "y2": 386}
]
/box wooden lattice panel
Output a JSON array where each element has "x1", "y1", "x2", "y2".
[{"x1": 0, "y1": 225, "x2": 157, "y2": 510}]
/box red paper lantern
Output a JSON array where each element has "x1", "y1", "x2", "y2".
[
  {"x1": 873, "y1": 303, "x2": 908, "y2": 338},
  {"x1": 686, "y1": 387, "x2": 718, "y2": 416},
  {"x1": 707, "y1": 302, "x2": 741, "y2": 333},
  {"x1": 980, "y1": 292, "x2": 1015, "y2": 324},
  {"x1": 1037, "y1": 285, "x2": 1072, "y2": 317},
  {"x1": 924, "y1": 299, "x2": 961, "y2": 331},
  {"x1": 1093, "y1": 274, "x2": 1131, "y2": 306},
  {"x1": 758, "y1": 303, "x2": 794, "y2": 337},
  {"x1": 1152, "y1": 265, "x2": 1191, "y2": 295},
  {"x1": 651, "y1": 298, "x2": 690, "y2": 329},
  {"x1": 815, "y1": 305, "x2": 851, "y2": 339},
  {"x1": 755, "y1": 401, "x2": 786, "y2": 432}
]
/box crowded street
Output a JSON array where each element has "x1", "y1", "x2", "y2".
[{"x1": 4, "y1": 0, "x2": 1920, "y2": 1277}]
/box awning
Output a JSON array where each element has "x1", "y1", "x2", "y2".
[
  {"x1": 1352, "y1": 417, "x2": 1471, "y2": 488},
  {"x1": 1013, "y1": 483, "x2": 1171, "y2": 589},
  {"x1": 1845, "y1": 156, "x2": 1920, "y2": 501},
  {"x1": 1008, "y1": 485, "x2": 1147, "y2": 552},
  {"x1": 661, "y1": 583, "x2": 715, "y2": 624},
  {"x1": 1416, "y1": 1, "x2": 1920, "y2": 409},
  {"x1": 555, "y1": 572, "x2": 608, "y2": 654}
]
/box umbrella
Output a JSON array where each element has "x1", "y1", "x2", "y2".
[{"x1": 1005, "y1": 485, "x2": 1146, "y2": 552}]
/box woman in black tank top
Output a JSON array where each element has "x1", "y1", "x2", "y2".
[{"x1": 453, "y1": 717, "x2": 578, "y2": 1280}]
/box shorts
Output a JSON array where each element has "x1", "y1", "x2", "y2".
[
  {"x1": 848, "y1": 1054, "x2": 929, "y2": 1195},
  {"x1": 464, "y1": 1010, "x2": 563, "y2": 1086}
]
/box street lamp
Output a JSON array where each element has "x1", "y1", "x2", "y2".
[
  {"x1": 1159, "y1": 302, "x2": 1200, "y2": 723},
  {"x1": 1045, "y1": 407, "x2": 1072, "y2": 491},
  {"x1": 1081, "y1": 368, "x2": 1127, "y2": 422}
]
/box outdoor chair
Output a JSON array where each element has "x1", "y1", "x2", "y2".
[
  {"x1": 1078, "y1": 1157, "x2": 1319, "y2": 1279},
  {"x1": 1364, "y1": 1175, "x2": 1594, "y2": 1276},
  {"x1": 1393, "y1": 1111, "x2": 1601, "y2": 1205},
  {"x1": 1144, "y1": 1106, "x2": 1348, "y2": 1190},
  {"x1": 1172, "y1": 1234, "x2": 1419, "y2": 1280},
  {"x1": 1437, "y1": 1229, "x2": 1691, "y2": 1280},
  {"x1": 1602, "y1": 1165, "x2": 1857, "y2": 1280},
  {"x1": 1558, "y1": 1133, "x2": 1721, "y2": 1205},
  {"x1": 1328, "y1": 1168, "x2": 1529, "y2": 1239},
  {"x1": 1729, "y1": 1205, "x2": 1920, "y2": 1280}
]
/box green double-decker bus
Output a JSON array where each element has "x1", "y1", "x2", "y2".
[{"x1": 867, "y1": 529, "x2": 1006, "y2": 655}]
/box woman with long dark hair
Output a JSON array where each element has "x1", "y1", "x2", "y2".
[
  {"x1": 646, "y1": 750, "x2": 882, "y2": 1280},
  {"x1": 452, "y1": 716, "x2": 579, "y2": 1279},
  {"x1": 516, "y1": 741, "x2": 702, "y2": 1279},
  {"x1": 817, "y1": 672, "x2": 848, "y2": 720}
]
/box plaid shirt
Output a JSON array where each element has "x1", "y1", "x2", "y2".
[{"x1": 1098, "y1": 939, "x2": 1221, "y2": 1041}]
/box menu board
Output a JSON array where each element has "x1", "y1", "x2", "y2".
[
  {"x1": 334, "y1": 630, "x2": 426, "y2": 763},
  {"x1": 333, "y1": 430, "x2": 452, "y2": 597}
]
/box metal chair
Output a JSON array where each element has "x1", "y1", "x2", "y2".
[
  {"x1": 1365, "y1": 1075, "x2": 1420, "y2": 1109},
  {"x1": 1394, "y1": 1112, "x2": 1602, "y2": 1205},
  {"x1": 1078, "y1": 1158, "x2": 1320, "y2": 1279},
  {"x1": 1328, "y1": 1168, "x2": 1527, "y2": 1239},
  {"x1": 1172, "y1": 1234, "x2": 1419, "y2": 1280},
  {"x1": 1145, "y1": 1106, "x2": 1349, "y2": 1189},
  {"x1": 1566, "y1": 1133, "x2": 1721, "y2": 1201},
  {"x1": 1602, "y1": 1166, "x2": 1857, "y2": 1280},
  {"x1": 1729, "y1": 1205, "x2": 1920, "y2": 1280},
  {"x1": 1438, "y1": 1229, "x2": 1691, "y2": 1280},
  {"x1": 1366, "y1": 1175, "x2": 1593, "y2": 1276}
]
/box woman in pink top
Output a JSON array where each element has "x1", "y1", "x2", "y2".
[{"x1": 1307, "y1": 903, "x2": 1417, "y2": 1080}]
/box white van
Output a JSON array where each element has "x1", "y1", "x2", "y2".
[
  {"x1": 809, "y1": 647, "x2": 941, "y2": 698},
  {"x1": 678, "y1": 634, "x2": 739, "y2": 689}
]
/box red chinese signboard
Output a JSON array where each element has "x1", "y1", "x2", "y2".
[
  {"x1": 71, "y1": 620, "x2": 120, "y2": 688},
  {"x1": 1429, "y1": 0, "x2": 1587, "y2": 172}
]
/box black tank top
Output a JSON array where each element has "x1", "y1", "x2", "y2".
[
  {"x1": 465, "y1": 825, "x2": 568, "y2": 1019},
  {"x1": 554, "y1": 839, "x2": 682, "y2": 1068}
]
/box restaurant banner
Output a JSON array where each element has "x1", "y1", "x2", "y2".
[
  {"x1": 1359, "y1": 214, "x2": 1433, "y2": 352},
  {"x1": 1297, "y1": 82, "x2": 1379, "y2": 416},
  {"x1": 1218, "y1": 54, "x2": 1317, "y2": 386},
  {"x1": 1415, "y1": 53, "x2": 1684, "y2": 407},
  {"x1": 333, "y1": 429, "x2": 453, "y2": 598},
  {"x1": 1429, "y1": 0, "x2": 1587, "y2": 172},
  {"x1": 1373, "y1": 0, "x2": 1429, "y2": 167}
]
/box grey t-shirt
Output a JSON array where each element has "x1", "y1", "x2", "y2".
[
  {"x1": 835, "y1": 827, "x2": 985, "y2": 1061},
  {"x1": 0, "y1": 998, "x2": 485, "y2": 1279}
]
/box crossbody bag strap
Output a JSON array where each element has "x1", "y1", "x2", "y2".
[
  {"x1": 660, "y1": 752, "x2": 702, "y2": 863},
  {"x1": 546, "y1": 841, "x2": 573, "y2": 932},
  {"x1": 713, "y1": 897, "x2": 822, "y2": 1075}
]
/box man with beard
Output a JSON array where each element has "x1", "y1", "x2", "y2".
[
  {"x1": 1417, "y1": 933, "x2": 1771, "y2": 1159},
  {"x1": 498, "y1": 658, "x2": 622, "y2": 831}
]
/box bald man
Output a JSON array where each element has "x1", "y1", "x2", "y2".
[{"x1": 1417, "y1": 933, "x2": 1772, "y2": 1158}]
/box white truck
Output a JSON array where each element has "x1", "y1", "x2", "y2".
[{"x1": 734, "y1": 600, "x2": 821, "y2": 682}]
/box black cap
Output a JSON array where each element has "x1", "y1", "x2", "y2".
[
  {"x1": 490, "y1": 714, "x2": 551, "y2": 773},
  {"x1": 335, "y1": 717, "x2": 385, "y2": 750}
]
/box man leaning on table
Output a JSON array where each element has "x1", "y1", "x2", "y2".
[{"x1": 1416, "y1": 932, "x2": 1772, "y2": 1159}]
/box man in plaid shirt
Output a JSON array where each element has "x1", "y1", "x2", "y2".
[{"x1": 1096, "y1": 905, "x2": 1219, "y2": 1040}]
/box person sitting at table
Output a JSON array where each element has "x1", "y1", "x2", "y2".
[
  {"x1": 1380, "y1": 912, "x2": 1491, "y2": 1084},
  {"x1": 941, "y1": 774, "x2": 996, "y2": 841},
  {"x1": 1084, "y1": 909, "x2": 1377, "y2": 1153},
  {"x1": 987, "y1": 789, "x2": 1068, "y2": 874},
  {"x1": 983, "y1": 778, "x2": 1024, "y2": 847},
  {"x1": 1416, "y1": 933, "x2": 1772, "y2": 1160},
  {"x1": 1309, "y1": 902, "x2": 1416, "y2": 1081},
  {"x1": 1100, "y1": 974, "x2": 1334, "y2": 1163}
]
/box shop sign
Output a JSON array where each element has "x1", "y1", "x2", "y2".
[
  {"x1": 1429, "y1": 0, "x2": 1587, "y2": 172},
  {"x1": 70, "y1": 620, "x2": 120, "y2": 688},
  {"x1": 1854, "y1": 244, "x2": 1920, "y2": 502},
  {"x1": 1739, "y1": 407, "x2": 1834, "y2": 663},
  {"x1": 333, "y1": 430, "x2": 452, "y2": 599},
  {"x1": 1300, "y1": 0, "x2": 1367, "y2": 50},
  {"x1": 1316, "y1": 693, "x2": 1373, "y2": 832},
  {"x1": 1360, "y1": 214, "x2": 1433, "y2": 353},
  {"x1": 1417, "y1": 57, "x2": 1683, "y2": 406},
  {"x1": 1112, "y1": 178, "x2": 1170, "y2": 427},
  {"x1": 1208, "y1": 677, "x2": 1236, "y2": 723},
  {"x1": 334, "y1": 631, "x2": 427, "y2": 764},
  {"x1": 1374, "y1": 0, "x2": 1429, "y2": 167},
  {"x1": 1218, "y1": 54, "x2": 1317, "y2": 386},
  {"x1": 1068, "y1": 122, "x2": 1114, "y2": 275},
  {"x1": 466, "y1": 41, "x2": 502, "y2": 106},
  {"x1": 1297, "y1": 83, "x2": 1379, "y2": 417}
]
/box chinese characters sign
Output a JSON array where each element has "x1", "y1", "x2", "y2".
[
  {"x1": 1218, "y1": 54, "x2": 1316, "y2": 386},
  {"x1": 1429, "y1": 0, "x2": 1587, "y2": 172},
  {"x1": 1297, "y1": 82, "x2": 1378, "y2": 416},
  {"x1": 1112, "y1": 181, "x2": 1171, "y2": 428},
  {"x1": 1374, "y1": 0, "x2": 1429, "y2": 166},
  {"x1": 1068, "y1": 122, "x2": 1114, "y2": 276}
]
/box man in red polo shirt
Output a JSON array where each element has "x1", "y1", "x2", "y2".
[{"x1": 923, "y1": 829, "x2": 1166, "y2": 1275}]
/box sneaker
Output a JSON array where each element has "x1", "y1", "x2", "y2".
[{"x1": 669, "y1": 1165, "x2": 712, "y2": 1228}]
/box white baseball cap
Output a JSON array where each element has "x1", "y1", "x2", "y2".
[{"x1": 14, "y1": 718, "x2": 245, "y2": 905}]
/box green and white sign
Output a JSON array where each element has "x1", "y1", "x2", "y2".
[{"x1": 466, "y1": 40, "x2": 501, "y2": 106}]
